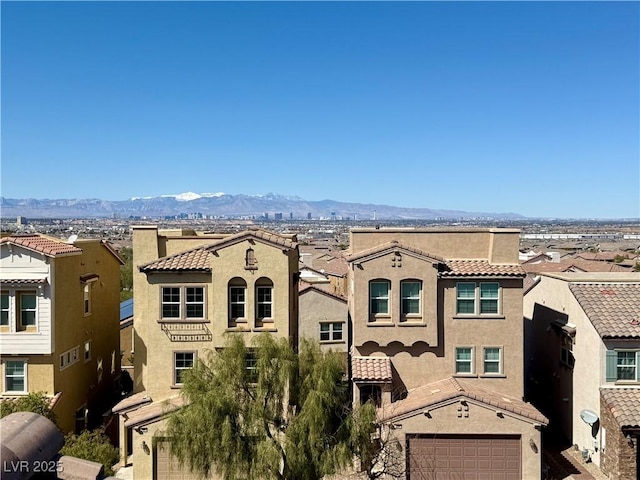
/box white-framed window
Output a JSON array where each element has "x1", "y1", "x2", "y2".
[
  {"x1": 161, "y1": 286, "x2": 205, "y2": 320},
  {"x1": 60, "y1": 346, "x2": 80, "y2": 371},
  {"x1": 483, "y1": 347, "x2": 503, "y2": 375},
  {"x1": 455, "y1": 347, "x2": 474, "y2": 374},
  {"x1": 19, "y1": 292, "x2": 37, "y2": 329},
  {"x1": 83, "y1": 283, "x2": 92, "y2": 316},
  {"x1": 174, "y1": 352, "x2": 195, "y2": 385},
  {"x1": 4, "y1": 360, "x2": 27, "y2": 393},
  {"x1": 320, "y1": 322, "x2": 343, "y2": 342},
  {"x1": 245, "y1": 350, "x2": 258, "y2": 383},
  {"x1": 256, "y1": 278, "x2": 274, "y2": 322},
  {"x1": 401, "y1": 280, "x2": 421, "y2": 317},
  {"x1": 228, "y1": 278, "x2": 247, "y2": 326},
  {"x1": 456, "y1": 282, "x2": 501, "y2": 316},
  {"x1": 84, "y1": 341, "x2": 92, "y2": 362},
  {"x1": 369, "y1": 280, "x2": 390, "y2": 317},
  {"x1": 606, "y1": 350, "x2": 640, "y2": 382}
]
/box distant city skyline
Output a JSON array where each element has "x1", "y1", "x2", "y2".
[{"x1": 2, "y1": 1, "x2": 638, "y2": 219}]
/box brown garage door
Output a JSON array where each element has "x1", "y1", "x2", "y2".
[
  {"x1": 155, "y1": 440, "x2": 204, "y2": 480},
  {"x1": 407, "y1": 434, "x2": 521, "y2": 480}
]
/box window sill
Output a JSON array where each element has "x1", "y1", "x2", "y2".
[
  {"x1": 453, "y1": 374, "x2": 478, "y2": 378},
  {"x1": 226, "y1": 327, "x2": 251, "y2": 332},
  {"x1": 367, "y1": 322, "x2": 394, "y2": 327},
  {"x1": 157, "y1": 318, "x2": 210, "y2": 324},
  {"x1": 452, "y1": 315, "x2": 505, "y2": 320},
  {"x1": 480, "y1": 374, "x2": 506, "y2": 378},
  {"x1": 398, "y1": 322, "x2": 426, "y2": 327},
  {"x1": 254, "y1": 327, "x2": 278, "y2": 332},
  {"x1": 2, "y1": 391, "x2": 28, "y2": 396},
  {"x1": 320, "y1": 340, "x2": 345, "y2": 344},
  {"x1": 614, "y1": 380, "x2": 640, "y2": 385},
  {"x1": 170, "y1": 385, "x2": 183, "y2": 390}
]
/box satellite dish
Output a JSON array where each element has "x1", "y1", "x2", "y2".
[
  {"x1": 67, "y1": 234, "x2": 78, "y2": 244},
  {"x1": 580, "y1": 409, "x2": 599, "y2": 426}
]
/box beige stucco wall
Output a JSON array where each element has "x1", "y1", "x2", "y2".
[
  {"x1": 350, "y1": 248, "x2": 524, "y2": 398},
  {"x1": 523, "y1": 274, "x2": 620, "y2": 466},
  {"x1": 299, "y1": 288, "x2": 347, "y2": 353},
  {"x1": 349, "y1": 228, "x2": 521, "y2": 264},
  {"x1": 387, "y1": 399, "x2": 543, "y2": 479},
  {"x1": 133, "y1": 227, "x2": 298, "y2": 400}
]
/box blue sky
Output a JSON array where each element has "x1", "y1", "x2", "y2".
[{"x1": 2, "y1": 1, "x2": 638, "y2": 219}]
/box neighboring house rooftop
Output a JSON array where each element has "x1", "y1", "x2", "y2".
[
  {"x1": 379, "y1": 377, "x2": 548, "y2": 425},
  {"x1": 352, "y1": 356, "x2": 392, "y2": 383},
  {"x1": 569, "y1": 283, "x2": 640, "y2": 339},
  {"x1": 601, "y1": 388, "x2": 640, "y2": 429},
  {"x1": 120, "y1": 299, "x2": 134, "y2": 323},
  {"x1": 441, "y1": 260, "x2": 525, "y2": 277},
  {"x1": 298, "y1": 281, "x2": 347, "y2": 301},
  {"x1": 346, "y1": 241, "x2": 445, "y2": 264},
  {"x1": 522, "y1": 258, "x2": 629, "y2": 274},
  {"x1": 0, "y1": 234, "x2": 82, "y2": 257},
  {"x1": 139, "y1": 229, "x2": 298, "y2": 272}
]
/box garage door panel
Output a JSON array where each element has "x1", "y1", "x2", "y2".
[{"x1": 408, "y1": 435, "x2": 521, "y2": 480}]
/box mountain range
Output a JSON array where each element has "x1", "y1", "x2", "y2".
[{"x1": 0, "y1": 193, "x2": 526, "y2": 220}]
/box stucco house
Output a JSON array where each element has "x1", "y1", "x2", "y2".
[
  {"x1": 0, "y1": 234, "x2": 123, "y2": 433},
  {"x1": 524, "y1": 272, "x2": 640, "y2": 480},
  {"x1": 112, "y1": 226, "x2": 299, "y2": 480},
  {"x1": 346, "y1": 227, "x2": 548, "y2": 479},
  {"x1": 298, "y1": 280, "x2": 348, "y2": 355}
]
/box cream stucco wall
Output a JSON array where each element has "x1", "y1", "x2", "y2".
[
  {"x1": 386, "y1": 399, "x2": 544, "y2": 479},
  {"x1": 298, "y1": 288, "x2": 347, "y2": 353}
]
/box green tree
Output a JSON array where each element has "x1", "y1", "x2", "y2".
[
  {"x1": 166, "y1": 335, "x2": 377, "y2": 480},
  {"x1": 60, "y1": 428, "x2": 120, "y2": 476},
  {"x1": 119, "y1": 246, "x2": 133, "y2": 301},
  {"x1": 0, "y1": 391, "x2": 57, "y2": 425}
]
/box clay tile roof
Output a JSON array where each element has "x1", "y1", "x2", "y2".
[
  {"x1": 207, "y1": 229, "x2": 297, "y2": 253},
  {"x1": 139, "y1": 247, "x2": 211, "y2": 272},
  {"x1": 522, "y1": 258, "x2": 629, "y2": 274},
  {"x1": 0, "y1": 278, "x2": 48, "y2": 286},
  {"x1": 0, "y1": 234, "x2": 82, "y2": 257},
  {"x1": 346, "y1": 241, "x2": 445, "y2": 264},
  {"x1": 569, "y1": 283, "x2": 640, "y2": 338},
  {"x1": 112, "y1": 391, "x2": 152, "y2": 414},
  {"x1": 441, "y1": 260, "x2": 525, "y2": 277},
  {"x1": 352, "y1": 356, "x2": 392, "y2": 382},
  {"x1": 601, "y1": 388, "x2": 640, "y2": 429},
  {"x1": 380, "y1": 377, "x2": 548, "y2": 425},
  {"x1": 124, "y1": 396, "x2": 186, "y2": 428},
  {"x1": 298, "y1": 282, "x2": 347, "y2": 301}
]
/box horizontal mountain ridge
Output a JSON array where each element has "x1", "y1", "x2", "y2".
[{"x1": 0, "y1": 193, "x2": 525, "y2": 220}]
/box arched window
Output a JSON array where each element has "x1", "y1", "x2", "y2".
[
  {"x1": 255, "y1": 277, "x2": 274, "y2": 326},
  {"x1": 228, "y1": 277, "x2": 247, "y2": 327}
]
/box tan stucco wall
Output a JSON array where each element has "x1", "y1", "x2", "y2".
[
  {"x1": 299, "y1": 289, "x2": 347, "y2": 353},
  {"x1": 349, "y1": 228, "x2": 521, "y2": 264},
  {"x1": 523, "y1": 275, "x2": 606, "y2": 465},
  {"x1": 387, "y1": 399, "x2": 543, "y2": 479},
  {"x1": 133, "y1": 227, "x2": 298, "y2": 400}
]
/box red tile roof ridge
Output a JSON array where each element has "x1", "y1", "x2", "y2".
[{"x1": 1, "y1": 234, "x2": 83, "y2": 257}]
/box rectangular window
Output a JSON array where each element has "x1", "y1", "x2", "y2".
[
  {"x1": 455, "y1": 347, "x2": 474, "y2": 374},
  {"x1": 5, "y1": 360, "x2": 26, "y2": 392},
  {"x1": 19, "y1": 292, "x2": 37, "y2": 327},
  {"x1": 483, "y1": 347, "x2": 502, "y2": 374},
  {"x1": 185, "y1": 287, "x2": 204, "y2": 318},
  {"x1": 162, "y1": 287, "x2": 181, "y2": 319},
  {"x1": 161, "y1": 286, "x2": 205, "y2": 320},
  {"x1": 83, "y1": 284, "x2": 92, "y2": 316},
  {"x1": 60, "y1": 346, "x2": 80, "y2": 371},
  {"x1": 1, "y1": 292, "x2": 9, "y2": 327},
  {"x1": 245, "y1": 350, "x2": 258, "y2": 383},
  {"x1": 84, "y1": 341, "x2": 91, "y2": 362},
  {"x1": 480, "y1": 283, "x2": 499, "y2": 314},
  {"x1": 617, "y1": 351, "x2": 637, "y2": 381},
  {"x1": 320, "y1": 322, "x2": 343, "y2": 342},
  {"x1": 606, "y1": 350, "x2": 640, "y2": 382},
  {"x1": 174, "y1": 352, "x2": 195, "y2": 385},
  {"x1": 456, "y1": 283, "x2": 476, "y2": 314},
  {"x1": 230, "y1": 287, "x2": 246, "y2": 320},
  {"x1": 456, "y1": 283, "x2": 501, "y2": 316},
  {"x1": 257, "y1": 287, "x2": 272, "y2": 319},
  {"x1": 401, "y1": 281, "x2": 421, "y2": 315},
  {"x1": 370, "y1": 281, "x2": 390, "y2": 316}
]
